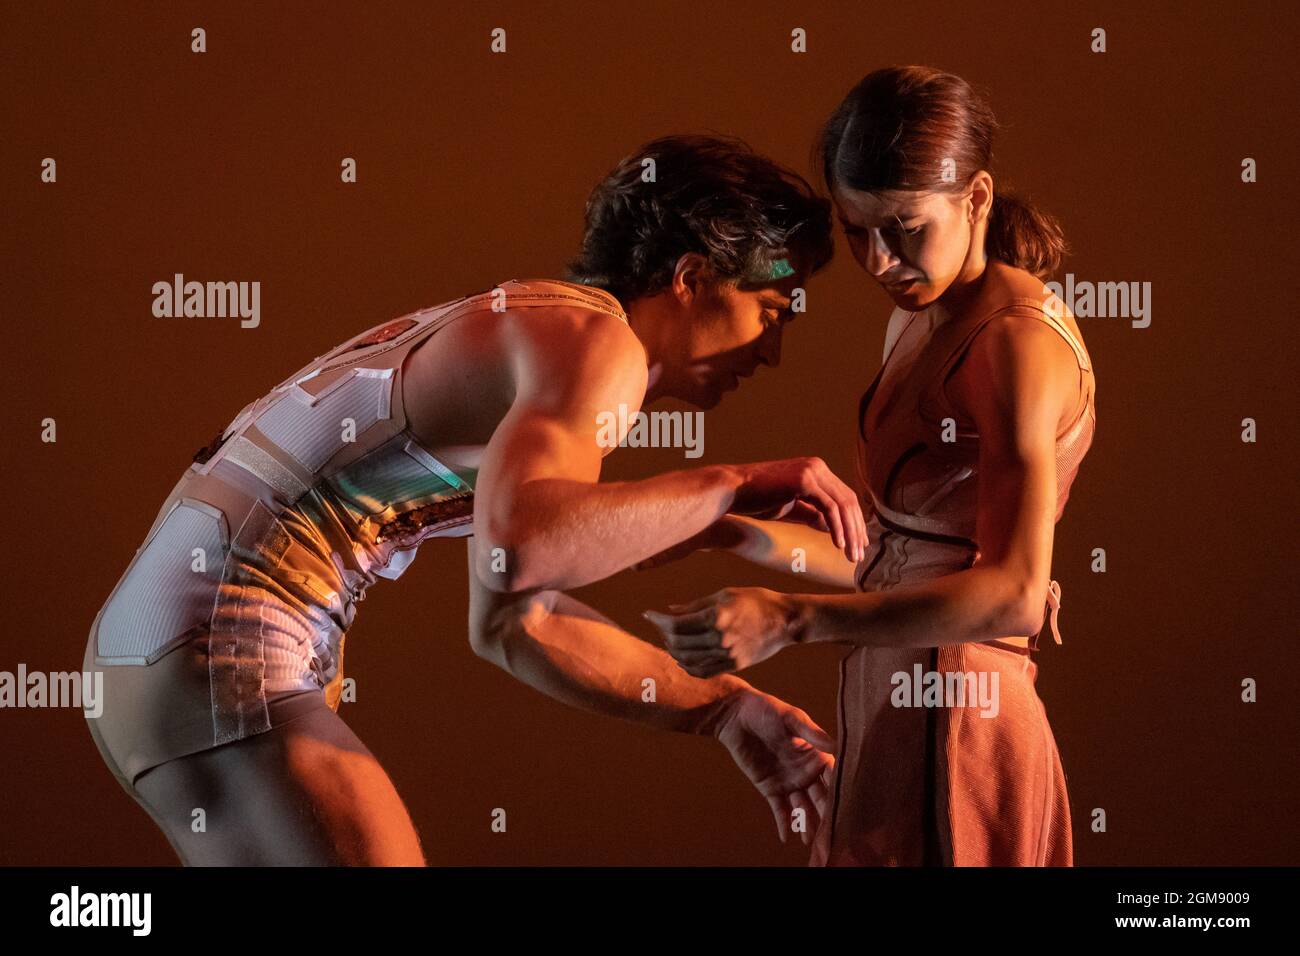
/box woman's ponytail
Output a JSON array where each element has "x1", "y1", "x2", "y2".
[{"x1": 986, "y1": 192, "x2": 1066, "y2": 281}]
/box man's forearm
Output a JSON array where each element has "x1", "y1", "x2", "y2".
[
  {"x1": 471, "y1": 583, "x2": 749, "y2": 735},
  {"x1": 479, "y1": 464, "x2": 743, "y2": 592},
  {"x1": 790, "y1": 565, "x2": 1039, "y2": 649}
]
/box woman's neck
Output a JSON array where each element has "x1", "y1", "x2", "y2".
[{"x1": 931, "y1": 249, "x2": 991, "y2": 326}]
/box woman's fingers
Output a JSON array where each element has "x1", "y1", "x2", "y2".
[
  {"x1": 680, "y1": 658, "x2": 734, "y2": 678},
  {"x1": 642, "y1": 610, "x2": 721, "y2": 650},
  {"x1": 672, "y1": 648, "x2": 734, "y2": 676},
  {"x1": 666, "y1": 592, "x2": 720, "y2": 615}
]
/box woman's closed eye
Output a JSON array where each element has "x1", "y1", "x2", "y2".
[{"x1": 842, "y1": 221, "x2": 923, "y2": 239}]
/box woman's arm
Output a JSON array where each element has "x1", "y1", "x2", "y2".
[
  {"x1": 635, "y1": 508, "x2": 860, "y2": 590},
  {"x1": 729, "y1": 514, "x2": 861, "y2": 590},
  {"x1": 645, "y1": 314, "x2": 1081, "y2": 669}
]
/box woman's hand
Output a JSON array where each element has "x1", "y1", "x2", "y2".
[{"x1": 643, "y1": 587, "x2": 807, "y2": 676}]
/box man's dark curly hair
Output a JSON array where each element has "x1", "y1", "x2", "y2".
[{"x1": 566, "y1": 133, "x2": 835, "y2": 304}]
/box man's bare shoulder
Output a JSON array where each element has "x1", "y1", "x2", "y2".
[{"x1": 504, "y1": 304, "x2": 648, "y2": 402}]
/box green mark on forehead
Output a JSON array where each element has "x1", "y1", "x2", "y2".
[
  {"x1": 743, "y1": 252, "x2": 800, "y2": 286},
  {"x1": 747, "y1": 256, "x2": 795, "y2": 283},
  {"x1": 768, "y1": 257, "x2": 795, "y2": 279}
]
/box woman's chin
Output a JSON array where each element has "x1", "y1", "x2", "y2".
[{"x1": 892, "y1": 284, "x2": 937, "y2": 308}]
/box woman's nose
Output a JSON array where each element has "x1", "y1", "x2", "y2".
[{"x1": 867, "y1": 229, "x2": 900, "y2": 276}]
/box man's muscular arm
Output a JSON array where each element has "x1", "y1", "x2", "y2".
[
  {"x1": 466, "y1": 537, "x2": 836, "y2": 842},
  {"x1": 472, "y1": 308, "x2": 865, "y2": 593},
  {"x1": 467, "y1": 538, "x2": 744, "y2": 734}
]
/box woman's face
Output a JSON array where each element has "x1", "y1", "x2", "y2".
[{"x1": 831, "y1": 182, "x2": 976, "y2": 309}]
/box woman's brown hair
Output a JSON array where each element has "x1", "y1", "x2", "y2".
[{"x1": 816, "y1": 65, "x2": 1065, "y2": 279}]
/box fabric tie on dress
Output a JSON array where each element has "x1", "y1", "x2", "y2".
[{"x1": 1045, "y1": 578, "x2": 1063, "y2": 645}]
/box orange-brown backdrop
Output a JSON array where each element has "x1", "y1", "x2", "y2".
[{"x1": 3, "y1": 0, "x2": 1297, "y2": 865}]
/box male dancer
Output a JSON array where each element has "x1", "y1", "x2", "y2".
[{"x1": 85, "y1": 134, "x2": 863, "y2": 863}]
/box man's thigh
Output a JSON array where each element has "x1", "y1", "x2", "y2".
[{"x1": 135, "y1": 706, "x2": 427, "y2": 866}]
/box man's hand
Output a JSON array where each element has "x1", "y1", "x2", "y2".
[
  {"x1": 728, "y1": 457, "x2": 866, "y2": 562},
  {"x1": 708, "y1": 686, "x2": 836, "y2": 846}
]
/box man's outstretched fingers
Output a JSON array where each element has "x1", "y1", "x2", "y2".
[
  {"x1": 808, "y1": 778, "x2": 829, "y2": 821},
  {"x1": 804, "y1": 484, "x2": 846, "y2": 552},
  {"x1": 828, "y1": 479, "x2": 866, "y2": 562},
  {"x1": 781, "y1": 500, "x2": 830, "y2": 531},
  {"x1": 789, "y1": 790, "x2": 817, "y2": 846},
  {"x1": 787, "y1": 709, "x2": 835, "y2": 753},
  {"x1": 813, "y1": 463, "x2": 866, "y2": 561}
]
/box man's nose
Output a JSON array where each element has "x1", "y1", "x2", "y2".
[
  {"x1": 867, "y1": 228, "x2": 901, "y2": 277},
  {"x1": 757, "y1": 326, "x2": 783, "y2": 368}
]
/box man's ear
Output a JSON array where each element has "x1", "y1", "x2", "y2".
[{"x1": 671, "y1": 252, "x2": 709, "y2": 305}]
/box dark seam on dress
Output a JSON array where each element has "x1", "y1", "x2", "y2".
[
  {"x1": 923, "y1": 643, "x2": 943, "y2": 865},
  {"x1": 985, "y1": 638, "x2": 1034, "y2": 657},
  {"x1": 882, "y1": 441, "x2": 928, "y2": 505},
  {"x1": 873, "y1": 508, "x2": 979, "y2": 549},
  {"x1": 825, "y1": 651, "x2": 850, "y2": 863}
]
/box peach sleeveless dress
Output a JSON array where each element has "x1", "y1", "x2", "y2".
[{"x1": 810, "y1": 260, "x2": 1095, "y2": 867}]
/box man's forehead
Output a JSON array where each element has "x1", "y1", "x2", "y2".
[{"x1": 739, "y1": 267, "x2": 804, "y2": 298}]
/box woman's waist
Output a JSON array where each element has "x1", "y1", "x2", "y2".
[
  {"x1": 838, "y1": 638, "x2": 1042, "y2": 713},
  {"x1": 858, "y1": 515, "x2": 976, "y2": 589},
  {"x1": 857, "y1": 524, "x2": 1031, "y2": 649}
]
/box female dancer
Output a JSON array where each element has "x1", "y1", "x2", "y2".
[
  {"x1": 83, "y1": 134, "x2": 859, "y2": 864},
  {"x1": 646, "y1": 67, "x2": 1096, "y2": 866}
]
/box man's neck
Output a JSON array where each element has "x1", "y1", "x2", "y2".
[{"x1": 625, "y1": 295, "x2": 670, "y2": 405}]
